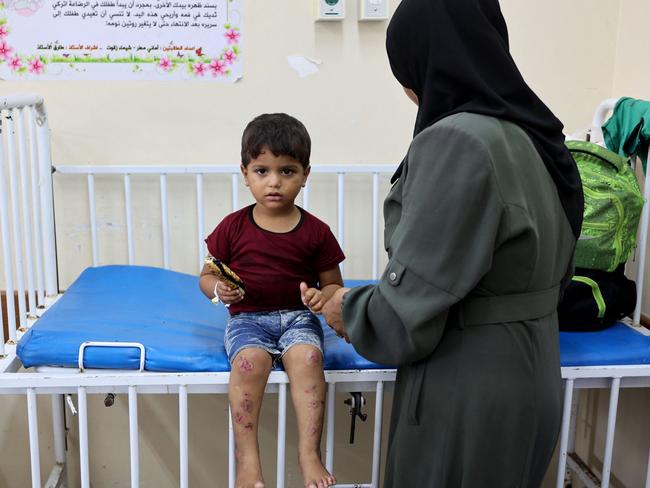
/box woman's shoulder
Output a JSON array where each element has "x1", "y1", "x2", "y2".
[{"x1": 416, "y1": 112, "x2": 530, "y2": 149}]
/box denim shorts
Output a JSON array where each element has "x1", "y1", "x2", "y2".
[{"x1": 225, "y1": 309, "x2": 324, "y2": 365}]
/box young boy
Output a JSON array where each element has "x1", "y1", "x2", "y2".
[{"x1": 199, "y1": 113, "x2": 344, "y2": 488}]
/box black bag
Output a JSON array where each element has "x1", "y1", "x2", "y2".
[{"x1": 558, "y1": 264, "x2": 636, "y2": 331}]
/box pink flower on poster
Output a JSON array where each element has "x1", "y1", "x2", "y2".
[
  {"x1": 159, "y1": 56, "x2": 172, "y2": 71},
  {"x1": 192, "y1": 62, "x2": 206, "y2": 76},
  {"x1": 8, "y1": 54, "x2": 20, "y2": 70},
  {"x1": 0, "y1": 40, "x2": 12, "y2": 59},
  {"x1": 28, "y1": 57, "x2": 43, "y2": 74},
  {"x1": 0, "y1": 24, "x2": 8, "y2": 39},
  {"x1": 223, "y1": 49, "x2": 236, "y2": 65},
  {"x1": 209, "y1": 58, "x2": 225, "y2": 76},
  {"x1": 225, "y1": 28, "x2": 239, "y2": 44}
]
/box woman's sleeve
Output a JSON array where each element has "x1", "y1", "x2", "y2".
[{"x1": 343, "y1": 124, "x2": 505, "y2": 366}]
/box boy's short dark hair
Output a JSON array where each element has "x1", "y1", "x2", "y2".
[{"x1": 241, "y1": 113, "x2": 311, "y2": 168}]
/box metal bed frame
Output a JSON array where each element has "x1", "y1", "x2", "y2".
[{"x1": 0, "y1": 93, "x2": 649, "y2": 488}]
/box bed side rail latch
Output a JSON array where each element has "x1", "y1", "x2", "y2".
[{"x1": 344, "y1": 392, "x2": 367, "y2": 444}]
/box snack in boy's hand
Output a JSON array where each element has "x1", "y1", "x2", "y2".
[{"x1": 204, "y1": 254, "x2": 245, "y2": 292}]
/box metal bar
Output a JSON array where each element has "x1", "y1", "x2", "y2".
[
  {"x1": 566, "y1": 453, "x2": 600, "y2": 488},
  {"x1": 16, "y1": 108, "x2": 37, "y2": 317},
  {"x1": 44, "y1": 463, "x2": 65, "y2": 488},
  {"x1": 338, "y1": 173, "x2": 345, "y2": 277},
  {"x1": 371, "y1": 381, "x2": 384, "y2": 488},
  {"x1": 27, "y1": 388, "x2": 42, "y2": 488},
  {"x1": 325, "y1": 382, "x2": 335, "y2": 472},
  {"x1": 0, "y1": 93, "x2": 44, "y2": 110},
  {"x1": 372, "y1": 173, "x2": 379, "y2": 280},
  {"x1": 34, "y1": 101, "x2": 57, "y2": 297},
  {"x1": 567, "y1": 389, "x2": 579, "y2": 480},
  {"x1": 228, "y1": 405, "x2": 235, "y2": 488},
  {"x1": 0, "y1": 298, "x2": 4, "y2": 355},
  {"x1": 160, "y1": 174, "x2": 170, "y2": 269},
  {"x1": 87, "y1": 174, "x2": 99, "y2": 266},
  {"x1": 277, "y1": 382, "x2": 287, "y2": 488},
  {"x1": 0, "y1": 111, "x2": 15, "y2": 348},
  {"x1": 51, "y1": 394, "x2": 66, "y2": 464},
  {"x1": 633, "y1": 146, "x2": 650, "y2": 325},
  {"x1": 556, "y1": 378, "x2": 574, "y2": 488},
  {"x1": 196, "y1": 174, "x2": 205, "y2": 272},
  {"x1": 78, "y1": 386, "x2": 90, "y2": 488},
  {"x1": 55, "y1": 164, "x2": 397, "y2": 175},
  {"x1": 28, "y1": 106, "x2": 45, "y2": 308},
  {"x1": 128, "y1": 385, "x2": 139, "y2": 488},
  {"x1": 601, "y1": 377, "x2": 621, "y2": 487},
  {"x1": 179, "y1": 385, "x2": 189, "y2": 488},
  {"x1": 0, "y1": 368, "x2": 391, "y2": 389},
  {"x1": 590, "y1": 98, "x2": 617, "y2": 144},
  {"x1": 6, "y1": 110, "x2": 28, "y2": 330},
  {"x1": 645, "y1": 444, "x2": 650, "y2": 488},
  {"x1": 124, "y1": 174, "x2": 134, "y2": 265},
  {"x1": 231, "y1": 172, "x2": 239, "y2": 211}
]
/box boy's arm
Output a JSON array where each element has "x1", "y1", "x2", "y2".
[
  {"x1": 199, "y1": 263, "x2": 218, "y2": 299},
  {"x1": 199, "y1": 263, "x2": 244, "y2": 305},
  {"x1": 318, "y1": 266, "x2": 344, "y2": 301}
]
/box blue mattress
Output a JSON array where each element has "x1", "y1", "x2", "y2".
[
  {"x1": 17, "y1": 266, "x2": 650, "y2": 372},
  {"x1": 17, "y1": 266, "x2": 386, "y2": 372},
  {"x1": 559, "y1": 322, "x2": 650, "y2": 366}
]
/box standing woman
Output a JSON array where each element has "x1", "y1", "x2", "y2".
[{"x1": 321, "y1": 0, "x2": 583, "y2": 486}]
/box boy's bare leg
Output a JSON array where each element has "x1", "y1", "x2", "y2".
[
  {"x1": 229, "y1": 348, "x2": 273, "y2": 488},
  {"x1": 283, "y1": 344, "x2": 336, "y2": 488}
]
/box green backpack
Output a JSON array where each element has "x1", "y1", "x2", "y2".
[{"x1": 566, "y1": 140, "x2": 645, "y2": 271}]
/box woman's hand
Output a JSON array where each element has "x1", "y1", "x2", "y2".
[
  {"x1": 215, "y1": 280, "x2": 244, "y2": 305},
  {"x1": 321, "y1": 286, "x2": 350, "y2": 342}
]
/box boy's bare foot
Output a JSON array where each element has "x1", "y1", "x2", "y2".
[
  {"x1": 235, "y1": 473, "x2": 264, "y2": 488},
  {"x1": 235, "y1": 458, "x2": 265, "y2": 488},
  {"x1": 300, "y1": 451, "x2": 336, "y2": 488}
]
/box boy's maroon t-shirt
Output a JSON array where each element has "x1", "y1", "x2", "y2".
[{"x1": 205, "y1": 205, "x2": 345, "y2": 314}]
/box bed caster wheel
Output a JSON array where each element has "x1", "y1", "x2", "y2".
[{"x1": 104, "y1": 393, "x2": 115, "y2": 407}]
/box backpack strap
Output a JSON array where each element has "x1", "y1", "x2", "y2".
[{"x1": 457, "y1": 285, "x2": 561, "y2": 327}]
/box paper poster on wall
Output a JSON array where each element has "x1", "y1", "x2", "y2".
[{"x1": 0, "y1": 0, "x2": 242, "y2": 81}]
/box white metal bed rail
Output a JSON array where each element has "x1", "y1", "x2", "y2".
[
  {"x1": 53, "y1": 163, "x2": 392, "y2": 280},
  {"x1": 0, "y1": 94, "x2": 57, "y2": 356}
]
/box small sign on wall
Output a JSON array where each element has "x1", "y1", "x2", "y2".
[{"x1": 0, "y1": 0, "x2": 243, "y2": 81}]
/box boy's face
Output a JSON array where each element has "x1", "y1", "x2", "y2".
[{"x1": 241, "y1": 148, "x2": 309, "y2": 213}]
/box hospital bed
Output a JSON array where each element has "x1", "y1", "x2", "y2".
[{"x1": 0, "y1": 93, "x2": 649, "y2": 488}]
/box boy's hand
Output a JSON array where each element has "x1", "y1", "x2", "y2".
[
  {"x1": 300, "y1": 282, "x2": 326, "y2": 313},
  {"x1": 215, "y1": 280, "x2": 244, "y2": 305}
]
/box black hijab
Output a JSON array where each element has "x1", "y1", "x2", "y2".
[{"x1": 386, "y1": 0, "x2": 583, "y2": 238}]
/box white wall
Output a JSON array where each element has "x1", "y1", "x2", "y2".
[{"x1": 1, "y1": 0, "x2": 648, "y2": 486}]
